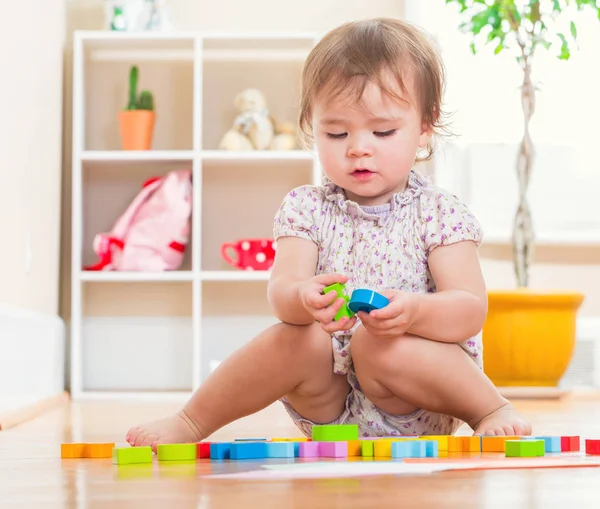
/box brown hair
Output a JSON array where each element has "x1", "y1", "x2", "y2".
[{"x1": 299, "y1": 18, "x2": 450, "y2": 160}]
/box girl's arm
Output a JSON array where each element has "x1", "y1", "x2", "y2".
[
  {"x1": 267, "y1": 236, "x2": 319, "y2": 325},
  {"x1": 409, "y1": 240, "x2": 488, "y2": 343}
]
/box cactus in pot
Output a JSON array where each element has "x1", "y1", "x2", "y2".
[{"x1": 119, "y1": 65, "x2": 156, "y2": 150}]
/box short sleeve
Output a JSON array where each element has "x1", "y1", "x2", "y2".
[
  {"x1": 273, "y1": 185, "x2": 323, "y2": 244},
  {"x1": 421, "y1": 188, "x2": 484, "y2": 254}
]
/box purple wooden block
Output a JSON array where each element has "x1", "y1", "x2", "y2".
[
  {"x1": 298, "y1": 441, "x2": 320, "y2": 458},
  {"x1": 320, "y1": 441, "x2": 348, "y2": 458}
]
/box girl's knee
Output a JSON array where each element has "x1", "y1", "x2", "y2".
[{"x1": 272, "y1": 321, "x2": 333, "y2": 361}]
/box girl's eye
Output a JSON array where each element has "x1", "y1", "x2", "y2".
[
  {"x1": 326, "y1": 132, "x2": 347, "y2": 139},
  {"x1": 374, "y1": 129, "x2": 397, "y2": 137}
]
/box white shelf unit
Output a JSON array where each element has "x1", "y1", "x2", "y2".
[{"x1": 71, "y1": 30, "x2": 321, "y2": 400}]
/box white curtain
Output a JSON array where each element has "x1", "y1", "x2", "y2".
[{"x1": 404, "y1": 0, "x2": 600, "y2": 243}]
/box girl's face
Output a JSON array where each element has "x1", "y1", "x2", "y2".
[{"x1": 312, "y1": 72, "x2": 432, "y2": 206}]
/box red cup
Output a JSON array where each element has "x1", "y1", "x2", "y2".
[{"x1": 220, "y1": 238, "x2": 276, "y2": 271}]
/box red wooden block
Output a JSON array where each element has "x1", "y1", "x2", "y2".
[
  {"x1": 585, "y1": 439, "x2": 600, "y2": 455},
  {"x1": 561, "y1": 436, "x2": 580, "y2": 452},
  {"x1": 197, "y1": 442, "x2": 212, "y2": 459}
]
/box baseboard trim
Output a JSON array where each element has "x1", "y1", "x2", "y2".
[{"x1": 0, "y1": 391, "x2": 70, "y2": 431}]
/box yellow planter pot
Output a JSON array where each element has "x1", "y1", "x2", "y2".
[{"x1": 482, "y1": 289, "x2": 584, "y2": 387}]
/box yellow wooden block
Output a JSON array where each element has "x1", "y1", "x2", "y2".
[
  {"x1": 481, "y1": 436, "x2": 520, "y2": 452},
  {"x1": 419, "y1": 435, "x2": 448, "y2": 451},
  {"x1": 347, "y1": 440, "x2": 362, "y2": 457}
]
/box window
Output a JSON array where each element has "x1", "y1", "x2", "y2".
[{"x1": 405, "y1": 0, "x2": 600, "y2": 244}]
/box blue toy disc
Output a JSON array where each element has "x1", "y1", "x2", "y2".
[{"x1": 348, "y1": 289, "x2": 389, "y2": 314}]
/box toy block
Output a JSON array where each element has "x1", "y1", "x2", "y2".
[
  {"x1": 505, "y1": 439, "x2": 545, "y2": 457},
  {"x1": 197, "y1": 442, "x2": 211, "y2": 459},
  {"x1": 391, "y1": 441, "x2": 427, "y2": 459},
  {"x1": 461, "y1": 436, "x2": 481, "y2": 452},
  {"x1": 422, "y1": 440, "x2": 439, "y2": 458},
  {"x1": 324, "y1": 283, "x2": 355, "y2": 321},
  {"x1": 361, "y1": 440, "x2": 374, "y2": 457},
  {"x1": 112, "y1": 446, "x2": 152, "y2": 465},
  {"x1": 348, "y1": 289, "x2": 390, "y2": 314},
  {"x1": 320, "y1": 441, "x2": 348, "y2": 458},
  {"x1": 585, "y1": 439, "x2": 600, "y2": 455},
  {"x1": 347, "y1": 440, "x2": 362, "y2": 457},
  {"x1": 561, "y1": 436, "x2": 580, "y2": 452},
  {"x1": 536, "y1": 436, "x2": 562, "y2": 453},
  {"x1": 61, "y1": 443, "x2": 86, "y2": 458},
  {"x1": 312, "y1": 424, "x2": 359, "y2": 442},
  {"x1": 210, "y1": 443, "x2": 231, "y2": 460},
  {"x1": 419, "y1": 435, "x2": 448, "y2": 451},
  {"x1": 230, "y1": 442, "x2": 268, "y2": 460},
  {"x1": 234, "y1": 438, "x2": 267, "y2": 442},
  {"x1": 157, "y1": 443, "x2": 196, "y2": 461},
  {"x1": 481, "y1": 436, "x2": 520, "y2": 453},
  {"x1": 298, "y1": 441, "x2": 320, "y2": 458},
  {"x1": 265, "y1": 442, "x2": 295, "y2": 458},
  {"x1": 86, "y1": 443, "x2": 115, "y2": 458}
]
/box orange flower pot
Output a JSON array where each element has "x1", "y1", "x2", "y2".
[
  {"x1": 482, "y1": 289, "x2": 584, "y2": 387},
  {"x1": 118, "y1": 110, "x2": 155, "y2": 150}
]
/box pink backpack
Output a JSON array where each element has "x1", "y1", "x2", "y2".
[{"x1": 85, "y1": 169, "x2": 193, "y2": 272}]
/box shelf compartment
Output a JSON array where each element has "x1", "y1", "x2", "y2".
[
  {"x1": 201, "y1": 164, "x2": 310, "y2": 271},
  {"x1": 81, "y1": 162, "x2": 194, "y2": 272},
  {"x1": 202, "y1": 33, "x2": 316, "y2": 62},
  {"x1": 81, "y1": 281, "x2": 193, "y2": 392}
]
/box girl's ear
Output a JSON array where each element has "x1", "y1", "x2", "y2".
[{"x1": 418, "y1": 122, "x2": 433, "y2": 149}]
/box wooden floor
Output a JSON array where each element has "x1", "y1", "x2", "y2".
[{"x1": 2, "y1": 393, "x2": 600, "y2": 508}]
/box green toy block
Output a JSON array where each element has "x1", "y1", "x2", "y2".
[
  {"x1": 157, "y1": 443, "x2": 197, "y2": 461},
  {"x1": 324, "y1": 283, "x2": 355, "y2": 321},
  {"x1": 312, "y1": 424, "x2": 359, "y2": 442},
  {"x1": 505, "y1": 439, "x2": 545, "y2": 458},
  {"x1": 112, "y1": 446, "x2": 153, "y2": 465}
]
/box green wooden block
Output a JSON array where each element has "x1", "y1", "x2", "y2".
[
  {"x1": 505, "y1": 439, "x2": 545, "y2": 458},
  {"x1": 112, "y1": 446, "x2": 153, "y2": 465},
  {"x1": 312, "y1": 424, "x2": 359, "y2": 442},
  {"x1": 361, "y1": 440, "x2": 374, "y2": 457},
  {"x1": 157, "y1": 443, "x2": 196, "y2": 461},
  {"x1": 324, "y1": 283, "x2": 355, "y2": 321}
]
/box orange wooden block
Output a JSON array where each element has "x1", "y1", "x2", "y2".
[
  {"x1": 61, "y1": 443, "x2": 86, "y2": 458},
  {"x1": 86, "y1": 443, "x2": 115, "y2": 458},
  {"x1": 347, "y1": 440, "x2": 362, "y2": 457},
  {"x1": 481, "y1": 436, "x2": 520, "y2": 452},
  {"x1": 448, "y1": 436, "x2": 481, "y2": 452}
]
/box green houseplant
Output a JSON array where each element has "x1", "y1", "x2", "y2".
[
  {"x1": 118, "y1": 65, "x2": 156, "y2": 150},
  {"x1": 444, "y1": 0, "x2": 597, "y2": 388}
]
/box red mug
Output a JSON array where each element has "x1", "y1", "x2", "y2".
[{"x1": 220, "y1": 238, "x2": 277, "y2": 271}]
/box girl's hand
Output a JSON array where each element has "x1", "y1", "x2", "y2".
[
  {"x1": 298, "y1": 273, "x2": 358, "y2": 334},
  {"x1": 357, "y1": 290, "x2": 420, "y2": 340}
]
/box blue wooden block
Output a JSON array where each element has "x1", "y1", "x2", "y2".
[
  {"x1": 234, "y1": 438, "x2": 267, "y2": 441},
  {"x1": 392, "y1": 441, "x2": 428, "y2": 459},
  {"x1": 422, "y1": 440, "x2": 439, "y2": 458},
  {"x1": 230, "y1": 442, "x2": 268, "y2": 460},
  {"x1": 266, "y1": 442, "x2": 295, "y2": 458},
  {"x1": 348, "y1": 289, "x2": 389, "y2": 314},
  {"x1": 536, "y1": 436, "x2": 562, "y2": 453},
  {"x1": 413, "y1": 441, "x2": 427, "y2": 458},
  {"x1": 210, "y1": 443, "x2": 231, "y2": 460}
]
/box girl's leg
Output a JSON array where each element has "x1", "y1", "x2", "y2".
[
  {"x1": 126, "y1": 321, "x2": 350, "y2": 448},
  {"x1": 350, "y1": 327, "x2": 531, "y2": 436}
]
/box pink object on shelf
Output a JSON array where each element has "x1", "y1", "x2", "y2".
[
  {"x1": 221, "y1": 238, "x2": 276, "y2": 271},
  {"x1": 320, "y1": 442, "x2": 348, "y2": 458},
  {"x1": 85, "y1": 169, "x2": 193, "y2": 272},
  {"x1": 299, "y1": 442, "x2": 321, "y2": 458}
]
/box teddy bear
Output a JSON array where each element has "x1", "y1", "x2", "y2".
[
  {"x1": 218, "y1": 88, "x2": 298, "y2": 151},
  {"x1": 218, "y1": 88, "x2": 274, "y2": 150}
]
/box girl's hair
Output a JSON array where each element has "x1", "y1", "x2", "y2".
[{"x1": 299, "y1": 18, "x2": 451, "y2": 161}]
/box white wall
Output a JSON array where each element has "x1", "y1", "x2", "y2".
[{"x1": 0, "y1": 0, "x2": 65, "y2": 316}]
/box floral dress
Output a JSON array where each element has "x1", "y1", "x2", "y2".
[{"x1": 273, "y1": 169, "x2": 484, "y2": 437}]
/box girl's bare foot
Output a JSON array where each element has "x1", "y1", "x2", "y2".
[
  {"x1": 471, "y1": 402, "x2": 532, "y2": 436},
  {"x1": 126, "y1": 411, "x2": 203, "y2": 451}
]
